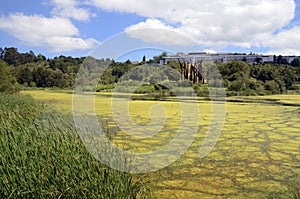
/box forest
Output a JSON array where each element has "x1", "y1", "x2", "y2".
[{"x1": 1, "y1": 47, "x2": 300, "y2": 96}]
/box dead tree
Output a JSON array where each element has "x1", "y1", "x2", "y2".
[
  {"x1": 176, "y1": 56, "x2": 205, "y2": 84},
  {"x1": 196, "y1": 60, "x2": 204, "y2": 84},
  {"x1": 177, "y1": 58, "x2": 184, "y2": 81},
  {"x1": 184, "y1": 62, "x2": 189, "y2": 80}
]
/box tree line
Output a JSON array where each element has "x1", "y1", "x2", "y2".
[
  {"x1": 216, "y1": 60, "x2": 298, "y2": 95},
  {"x1": 0, "y1": 47, "x2": 299, "y2": 96},
  {"x1": 0, "y1": 47, "x2": 142, "y2": 93}
]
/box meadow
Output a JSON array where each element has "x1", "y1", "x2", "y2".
[{"x1": 21, "y1": 90, "x2": 300, "y2": 198}]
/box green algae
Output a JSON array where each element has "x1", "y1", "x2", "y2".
[{"x1": 23, "y1": 90, "x2": 300, "y2": 198}]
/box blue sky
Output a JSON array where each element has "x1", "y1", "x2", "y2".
[{"x1": 0, "y1": 0, "x2": 300, "y2": 60}]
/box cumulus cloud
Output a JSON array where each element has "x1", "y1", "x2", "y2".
[
  {"x1": 265, "y1": 26, "x2": 300, "y2": 55},
  {"x1": 125, "y1": 19, "x2": 195, "y2": 46},
  {"x1": 1, "y1": 0, "x2": 298, "y2": 54},
  {"x1": 204, "y1": 49, "x2": 217, "y2": 54},
  {"x1": 264, "y1": 26, "x2": 300, "y2": 50},
  {"x1": 51, "y1": 0, "x2": 95, "y2": 21},
  {"x1": 91, "y1": 0, "x2": 297, "y2": 52},
  {"x1": 0, "y1": 13, "x2": 99, "y2": 52},
  {"x1": 45, "y1": 37, "x2": 99, "y2": 52}
]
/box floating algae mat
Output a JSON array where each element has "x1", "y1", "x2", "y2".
[
  {"x1": 151, "y1": 103, "x2": 300, "y2": 198},
  {"x1": 24, "y1": 90, "x2": 300, "y2": 198}
]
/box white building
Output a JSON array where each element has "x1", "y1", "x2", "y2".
[{"x1": 160, "y1": 52, "x2": 298, "y2": 65}]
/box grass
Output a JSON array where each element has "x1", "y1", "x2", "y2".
[
  {"x1": 23, "y1": 90, "x2": 300, "y2": 198},
  {"x1": 288, "y1": 178, "x2": 300, "y2": 199},
  {"x1": 0, "y1": 93, "x2": 149, "y2": 198}
]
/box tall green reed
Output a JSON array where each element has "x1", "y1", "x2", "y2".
[{"x1": 0, "y1": 93, "x2": 150, "y2": 198}]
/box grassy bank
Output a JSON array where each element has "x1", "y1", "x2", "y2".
[{"x1": 0, "y1": 93, "x2": 149, "y2": 198}]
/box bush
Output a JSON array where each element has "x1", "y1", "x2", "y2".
[
  {"x1": 96, "y1": 83, "x2": 115, "y2": 92},
  {"x1": 134, "y1": 84, "x2": 156, "y2": 94},
  {"x1": 0, "y1": 59, "x2": 20, "y2": 93},
  {"x1": 264, "y1": 80, "x2": 281, "y2": 94}
]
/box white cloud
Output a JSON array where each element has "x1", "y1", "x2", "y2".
[
  {"x1": 125, "y1": 19, "x2": 195, "y2": 46},
  {"x1": 1, "y1": 0, "x2": 298, "y2": 54},
  {"x1": 264, "y1": 26, "x2": 300, "y2": 49},
  {"x1": 264, "y1": 26, "x2": 300, "y2": 55},
  {"x1": 45, "y1": 37, "x2": 99, "y2": 52},
  {"x1": 91, "y1": 0, "x2": 296, "y2": 52},
  {"x1": 204, "y1": 49, "x2": 217, "y2": 54},
  {"x1": 0, "y1": 13, "x2": 99, "y2": 52},
  {"x1": 51, "y1": 0, "x2": 95, "y2": 21},
  {"x1": 266, "y1": 49, "x2": 300, "y2": 56}
]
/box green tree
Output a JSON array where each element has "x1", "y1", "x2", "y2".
[
  {"x1": 281, "y1": 58, "x2": 289, "y2": 65},
  {"x1": 0, "y1": 48, "x2": 4, "y2": 59},
  {"x1": 36, "y1": 53, "x2": 46, "y2": 62},
  {"x1": 277, "y1": 65, "x2": 296, "y2": 90},
  {"x1": 152, "y1": 52, "x2": 168, "y2": 63},
  {"x1": 23, "y1": 51, "x2": 36, "y2": 63},
  {"x1": 218, "y1": 60, "x2": 297, "y2": 95},
  {"x1": 52, "y1": 69, "x2": 68, "y2": 88},
  {"x1": 0, "y1": 59, "x2": 19, "y2": 93},
  {"x1": 256, "y1": 65, "x2": 275, "y2": 82},
  {"x1": 2, "y1": 47, "x2": 38, "y2": 66},
  {"x1": 277, "y1": 55, "x2": 283, "y2": 64},
  {"x1": 291, "y1": 58, "x2": 300, "y2": 67},
  {"x1": 3, "y1": 47, "x2": 21, "y2": 66},
  {"x1": 111, "y1": 62, "x2": 134, "y2": 78},
  {"x1": 15, "y1": 65, "x2": 33, "y2": 86},
  {"x1": 166, "y1": 60, "x2": 181, "y2": 72},
  {"x1": 264, "y1": 80, "x2": 280, "y2": 94},
  {"x1": 142, "y1": 55, "x2": 146, "y2": 63}
]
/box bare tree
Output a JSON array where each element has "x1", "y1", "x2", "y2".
[{"x1": 177, "y1": 56, "x2": 205, "y2": 84}]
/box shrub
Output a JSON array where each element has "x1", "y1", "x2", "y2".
[
  {"x1": 0, "y1": 59, "x2": 20, "y2": 93},
  {"x1": 264, "y1": 80, "x2": 281, "y2": 94}
]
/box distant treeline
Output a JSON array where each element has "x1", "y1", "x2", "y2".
[
  {"x1": 217, "y1": 60, "x2": 299, "y2": 95},
  {"x1": 0, "y1": 47, "x2": 299, "y2": 96},
  {"x1": 0, "y1": 47, "x2": 147, "y2": 93}
]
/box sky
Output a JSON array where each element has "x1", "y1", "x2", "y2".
[{"x1": 0, "y1": 0, "x2": 300, "y2": 60}]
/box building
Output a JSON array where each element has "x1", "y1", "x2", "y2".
[{"x1": 159, "y1": 52, "x2": 300, "y2": 65}]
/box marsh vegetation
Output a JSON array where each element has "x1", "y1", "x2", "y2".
[
  {"x1": 0, "y1": 93, "x2": 149, "y2": 198},
  {"x1": 20, "y1": 90, "x2": 300, "y2": 198}
]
